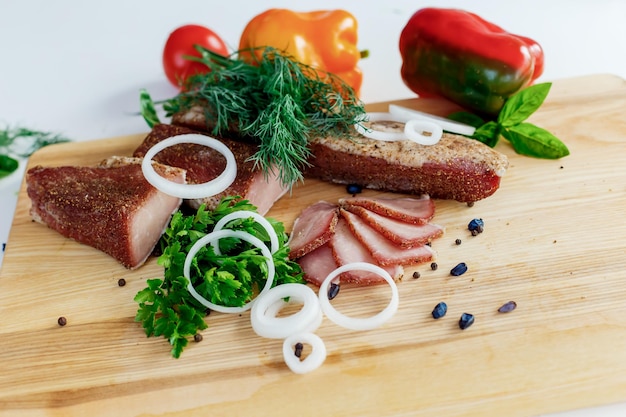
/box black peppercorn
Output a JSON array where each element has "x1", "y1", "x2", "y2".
[
  {"x1": 57, "y1": 316, "x2": 67, "y2": 327},
  {"x1": 346, "y1": 184, "x2": 362, "y2": 195},
  {"x1": 294, "y1": 342, "x2": 304, "y2": 358},
  {"x1": 430, "y1": 262, "x2": 438, "y2": 271},
  {"x1": 117, "y1": 278, "x2": 126, "y2": 287},
  {"x1": 194, "y1": 333, "x2": 203, "y2": 342},
  {"x1": 455, "y1": 238, "x2": 462, "y2": 245},
  {"x1": 412, "y1": 271, "x2": 421, "y2": 279}
]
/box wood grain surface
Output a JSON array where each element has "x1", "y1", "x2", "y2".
[{"x1": 1, "y1": 74, "x2": 625, "y2": 417}]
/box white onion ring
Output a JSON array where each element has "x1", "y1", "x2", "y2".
[
  {"x1": 388, "y1": 104, "x2": 476, "y2": 136},
  {"x1": 213, "y1": 210, "x2": 280, "y2": 255},
  {"x1": 250, "y1": 283, "x2": 322, "y2": 339},
  {"x1": 404, "y1": 119, "x2": 443, "y2": 145},
  {"x1": 354, "y1": 112, "x2": 407, "y2": 141},
  {"x1": 318, "y1": 262, "x2": 399, "y2": 331},
  {"x1": 282, "y1": 332, "x2": 327, "y2": 374},
  {"x1": 184, "y1": 229, "x2": 275, "y2": 314},
  {"x1": 141, "y1": 133, "x2": 237, "y2": 199}
]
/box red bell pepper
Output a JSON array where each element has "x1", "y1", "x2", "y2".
[{"x1": 399, "y1": 8, "x2": 544, "y2": 116}]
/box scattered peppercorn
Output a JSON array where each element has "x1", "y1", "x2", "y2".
[
  {"x1": 57, "y1": 316, "x2": 67, "y2": 327},
  {"x1": 194, "y1": 333, "x2": 203, "y2": 342},
  {"x1": 498, "y1": 301, "x2": 517, "y2": 313},
  {"x1": 2, "y1": 243, "x2": 5, "y2": 252},
  {"x1": 328, "y1": 282, "x2": 340, "y2": 300},
  {"x1": 346, "y1": 184, "x2": 362, "y2": 195},
  {"x1": 412, "y1": 271, "x2": 421, "y2": 279},
  {"x1": 471, "y1": 230, "x2": 479, "y2": 236},
  {"x1": 430, "y1": 262, "x2": 438, "y2": 271},
  {"x1": 458, "y1": 313, "x2": 475, "y2": 330},
  {"x1": 455, "y1": 238, "x2": 462, "y2": 245},
  {"x1": 450, "y1": 262, "x2": 468, "y2": 276},
  {"x1": 468, "y1": 218, "x2": 484, "y2": 234},
  {"x1": 294, "y1": 342, "x2": 304, "y2": 358},
  {"x1": 117, "y1": 278, "x2": 126, "y2": 287},
  {"x1": 467, "y1": 201, "x2": 475, "y2": 207},
  {"x1": 431, "y1": 302, "x2": 447, "y2": 319}
]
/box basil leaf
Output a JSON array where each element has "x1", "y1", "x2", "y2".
[
  {"x1": 0, "y1": 154, "x2": 19, "y2": 178},
  {"x1": 501, "y1": 122, "x2": 570, "y2": 159},
  {"x1": 447, "y1": 111, "x2": 485, "y2": 129},
  {"x1": 139, "y1": 89, "x2": 161, "y2": 128},
  {"x1": 498, "y1": 83, "x2": 552, "y2": 128},
  {"x1": 472, "y1": 121, "x2": 500, "y2": 147}
]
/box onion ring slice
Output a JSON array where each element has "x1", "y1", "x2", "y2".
[
  {"x1": 184, "y1": 229, "x2": 275, "y2": 314},
  {"x1": 250, "y1": 283, "x2": 322, "y2": 339},
  {"x1": 388, "y1": 104, "x2": 476, "y2": 136},
  {"x1": 354, "y1": 112, "x2": 407, "y2": 142},
  {"x1": 213, "y1": 210, "x2": 280, "y2": 254},
  {"x1": 318, "y1": 262, "x2": 399, "y2": 331},
  {"x1": 141, "y1": 133, "x2": 237, "y2": 199},
  {"x1": 404, "y1": 119, "x2": 443, "y2": 145},
  {"x1": 283, "y1": 332, "x2": 327, "y2": 374}
]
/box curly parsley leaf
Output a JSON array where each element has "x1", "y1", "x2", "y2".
[{"x1": 134, "y1": 197, "x2": 304, "y2": 358}]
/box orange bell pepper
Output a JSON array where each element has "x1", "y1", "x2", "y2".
[{"x1": 239, "y1": 9, "x2": 364, "y2": 96}]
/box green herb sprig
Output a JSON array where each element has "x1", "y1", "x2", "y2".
[
  {"x1": 134, "y1": 197, "x2": 304, "y2": 358},
  {"x1": 449, "y1": 83, "x2": 570, "y2": 159},
  {"x1": 0, "y1": 127, "x2": 71, "y2": 178},
  {"x1": 140, "y1": 46, "x2": 367, "y2": 186}
]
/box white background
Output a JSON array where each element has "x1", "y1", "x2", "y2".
[{"x1": 1, "y1": 1, "x2": 626, "y2": 415}]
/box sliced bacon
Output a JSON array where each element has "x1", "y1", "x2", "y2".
[
  {"x1": 343, "y1": 205, "x2": 444, "y2": 248},
  {"x1": 329, "y1": 218, "x2": 404, "y2": 285},
  {"x1": 339, "y1": 195, "x2": 435, "y2": 225},
  {"x1": 288, "y1": 201, "x2": 339, "y2": 260},
  {"x1": 340, "y1": 209, "x2": 435, "y2": 266},
  {"x1": 296, "y1": 243, "x2": 338, "y2": 286}
]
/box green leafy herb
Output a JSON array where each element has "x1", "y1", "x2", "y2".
[
  {"x1": 448, "y1": 83, "x2": 569, "y2": 159},
  {"x1": 134, "y1": 196, "x2": 304, "y2": 358},
  {"x1": 0, "y1": 126, "x2": 71, "y2": 178},
  {"x1": 140, "y1": 46, "x2": 366, "y2": 186}
]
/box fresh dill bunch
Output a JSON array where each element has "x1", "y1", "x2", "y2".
[{"x1": 140, "y1": 46, "x2": 367, "y2": 186}]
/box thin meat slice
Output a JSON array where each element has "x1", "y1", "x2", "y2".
[
  {"x1": 26, "y1": 156, "x2": 185, "y2": 269},
  {"x1": 329, "y1": 218, "x2": 404, "y2": 285},
  {"x1": 296, "y1": 243, "x2": 338, "y2": 286},
  {"x1": 344, "y1": 205, "x2": 444, "y2": 248},
  {"x1": 340, "y1": 209, "x2": 435, "y2": 266},
  {"x1": 133, "y1": 124, "x2": 288, "y2": 215},
  {"x1": 339, "y1": 194, "x2": 435, "y2": 225},
  {"x1": 288, "y1": 201, "x2": 339, "y2": 259}
]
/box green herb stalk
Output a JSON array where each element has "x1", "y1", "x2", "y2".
[{"x1": 140, "y1": 46, "x2": 367, "y2": 187}]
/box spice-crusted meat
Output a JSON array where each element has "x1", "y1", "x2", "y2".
[
  {"x1": 329, "y1": 218, "x2": 404, "y2": 285},
  {"x1": 342, "y1": 204, "x2": 444, "y2": 247},
  {"x1": 339, "y1": 194, "x2": 435, "y2": 224},
  {"x1": 296, "y1": 243, "x2": 339, "y2": 287},
  {"x1": 133, "y1": 124, "x2": 288, "y2": 215},
  {"x1": 340, "y1": 209, "x2": 435, "y2": 266},
  {"x1": 26, "y1": 156, "x2": 185, "y2": 269},
  {"x1": 287, "y1": 201, "x2": 339, "y2": 260},
  {"x1": 305, "y1": 130, "x2": 509, "y2": 203}
]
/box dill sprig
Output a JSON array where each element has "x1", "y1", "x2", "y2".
[
  {"x1": 0, "y1": 126, "x2": 71, "y2": 178},
  {"x1": 141, "y1": 46, "x2": 366, "y2": 186}
]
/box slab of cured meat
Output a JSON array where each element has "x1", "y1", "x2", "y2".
[{"x1": 25, "y1": 156, "x2": 185, "y2": 269}]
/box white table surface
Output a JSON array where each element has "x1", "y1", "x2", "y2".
[{"x1": 1, "y1": 1, "x2": 625, "y2": 415}]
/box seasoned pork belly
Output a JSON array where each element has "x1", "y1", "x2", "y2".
[
  {"x1": 305, "y1": 131, "x2": 509, "y2": 203},
  {"x1": 288, "y1": 201, "x2": 339, "y2": 260},
  {"x1": 26, "y1": 156, "x2": 185, "y2": 269},
  {"x1": 339, "y1": 194, "x2": 435, "y2": 225},
  {"x1": 296, "y1": 243, "x2": 339, "y2": 287},
  {"x1": 133, "y1": 124, "x2": 288, "y2": 215},
  {"x1": 340, "y1": 209, "x2": 435, "y2": 266},
  {"x1": 342, "y1": 205, "x2": 444, "y2": 247}
]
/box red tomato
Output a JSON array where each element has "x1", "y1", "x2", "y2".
[{"x1": 162, "y1": 24, "x2": 229, "y2": 88}]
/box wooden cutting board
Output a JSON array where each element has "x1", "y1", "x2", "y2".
[{"x1": 1, "y1": 74, "x2": 625, "y2": 417}]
